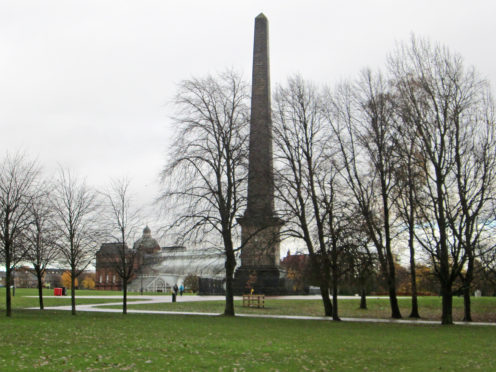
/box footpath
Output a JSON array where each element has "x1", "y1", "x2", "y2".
[{"x1": 27, "y1": 295, "x2": 496, "y2": 327}]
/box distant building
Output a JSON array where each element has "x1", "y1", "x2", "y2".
[
  {"x1": 0, "y1": 268, "x2": 66, "y2": 289},
  {"x1": 95, "y1": 226, "x2": 226, "y2": 293},
  {"x1": 133, "y1": 226, "x2": 161, "y2": 255},
  {"x1": 95, "y1": 242, "x2": 138, "y2": 290},
  {"x1": 44, "y1": 269, "x2": 66, "y2": 288},
  {"x1": 280, "y1": 251, "x2": 319, "y2": 294},
  {"x1": 14, "y1": 266, "x2": 38, "y2": 288}
]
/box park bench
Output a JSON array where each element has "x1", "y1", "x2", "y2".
[{"x1": 242, "y1": 294, "x2": 265, "y2": 308}]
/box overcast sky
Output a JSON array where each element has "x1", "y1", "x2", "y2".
[{"x1": 1, "y1": 1, "x2": 495, "y2": 241}]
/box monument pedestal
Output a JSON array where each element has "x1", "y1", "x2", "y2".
[
  {"x1": 234, "y1": 216, "x2": 288, "y2": 295},
  {"x1": 233, "y1": 266, "x2": 288, "y2": 295}
]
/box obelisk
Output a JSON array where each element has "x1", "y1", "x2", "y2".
[
  {"x1": 245, "y1": 13, "x2": 274, "y2": 222},
  {"x1": 234, "y1": 13, "x2": 285, "y2": 295}
]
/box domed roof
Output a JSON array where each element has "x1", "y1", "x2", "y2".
[{"x1": 133, "y1": 226, "x2": 160, "y2": 254}]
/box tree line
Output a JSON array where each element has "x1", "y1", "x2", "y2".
[
  {"x1": 0, "y1": 155, "x2": 142, "y2": 317},
  {"x1": 162, "y1": 36, "x2": 496, "y2": 324}
]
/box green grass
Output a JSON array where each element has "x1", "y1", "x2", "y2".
[
  {"x1": 1, "y1": 290, "x2": 495, "y2": 370},
  {"x1": 0, "y1": 288, "x2": 141, "y2": 311},
  {"x1": 0, "y1": 310, "x2": 495, "y2": 371},
  {"x1": 3, "y1": 289, "x2": 495, "y2": 322},
  {"x1": 104, "y1": 296, "x2": 496, "y2": 322}
]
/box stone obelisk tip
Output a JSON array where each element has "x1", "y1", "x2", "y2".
[{"x1": 245, "y1": 11, "x2": 273, "y2": 219}]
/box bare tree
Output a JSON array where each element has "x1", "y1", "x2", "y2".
[
  {"x1": 391, "y1": 116, "x2": 426, "y2": 318},
  {"x1": 450, "y1": 85, "x2": 496, "y2": 321},
  {"x1": 25, "y1": 184, "x2": 59, "y2": 310},
  {"x1": 273, "y1": 76, "x2": 334, "y2": 317},
  {"x1": 347, "y1": 239, "x2": 376, "y2": 310},
  {"x1": 389, "y1": 36, "x2": 496, "y2": 324},
  {"x1": 102, "y1": 177, "x2": 141, "y2": 314},
  {"x1": 161, "y1": 70, "x2": 249, "y2": 316},
  {"x1": 274, "y1": 76, "x2": 358, "y2": 320},
  {"x1": 0, "y1": 153, "x2": 40, "y2": 316},
  {"x1": 52, "y1": 168, "x2": 101, "y2": 315},
  {"x1": 322, "y1": 174, "x2": 357, "y2": 321},
  {"x1": 330, "y1": 71, "x2": 403, "y2": 319}
]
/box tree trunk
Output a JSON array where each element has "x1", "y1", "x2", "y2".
[
  {"x1": 37, "y1": 271, "x2": 44, "y2": 310},
  {"x1": 320, "y1": 286, "x2": 332, "y2": 316},
  {"x1": 409, "y1": 291, "x2": 419, "y2": 319},
  {"x1": 435, "y1": 166, "x2": 452, "y2": 325},
  {"x1": 408, "y1": 231, "x2": 420, "y2": 318},
  {"x1": 441, "y1": 282, "x2": 453, "y2": 325},
  {"x1": 318, "y1": 257, "x2": 332, "y2": 317},
  {"x1": 462, "y1": 255, "x2": 474, "y2": 322},
  {"x1": 5, "y1": 264, "x2": 12, "y2": 317},
  {"x1": 406, "y1": 147, "x2": 420, "y2": 319},
  {"x1": 462, "y1": 285, "x2": 472, "y2": 322},
  {"x1": 224, "y1": 250, "x2": 236, "y2": 316},
  {"x1": 123, "y1": 280, "x2": 128, "y2": 315},
  {"x1": 382, "y1": 170, "x2": 401, "y2": 319},
  {"x1": 330, "y1": 238, "x2": 340, "y2": 321},
  {"x1": 360, "y1": 287, "x2": 367, "y2": 309},
  {"x1": 71, "y1": 268, "x2": 76, "y2": 315},
  {"x1": 331, "y1": 283, "x2": 340, "y2": 321},
  {"x1": 386, "y1": 271, "x2": 402, "y2": 319},
  {"x1": 331, "y1": 266, "x2": 340, "y2": 321},
  {"x1": 374, "y1": 226, "x2": 402, "y2": 319}
]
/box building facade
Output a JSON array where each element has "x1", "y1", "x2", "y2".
[{"x1": 95, "y1": 227, "x2": 226, "y2": 292}]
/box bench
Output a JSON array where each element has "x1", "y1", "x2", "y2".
[{"x1": 242, "y1": 294, "x2": 265, "y2": 308}]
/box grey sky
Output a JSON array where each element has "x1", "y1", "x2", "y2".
[{"x1": 1, "y1": 1, "x2": 495, "y2": 231}]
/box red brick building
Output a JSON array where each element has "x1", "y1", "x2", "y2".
[{"x1": 95, "y1": 226, "x2": 160, "y2": 290}]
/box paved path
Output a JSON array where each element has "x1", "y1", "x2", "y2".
[{"x1": 27, "y1": 295, "x2": 496, "y2": 327}]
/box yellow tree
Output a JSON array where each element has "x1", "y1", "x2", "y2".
[
  {"x1": 81, "y1": 275, "x2": 95, "y2": 290},
  {"x1": 61, "y1": 271, "x2": 78, "y2": 289}
]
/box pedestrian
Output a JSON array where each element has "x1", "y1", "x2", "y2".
[
  {"x1": 172, "y1": 283, "x2": 178, "y2": 303},
  {"x1": 179, "y1": 283, "x2": 184, "y2": 296}
]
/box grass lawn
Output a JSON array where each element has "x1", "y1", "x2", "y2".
[
  {"x1": 3, "y1": 289, "x2": 495, "y2": 322},
  {"x1": 0, "y1": 288, "x2": 141, "y2": 311},
  {"x1": 105, "y1": 296, "x2": 496, "y2": 322},
  {"x1": 0, "y1": 310, "x2": 495, "y2": 371}
]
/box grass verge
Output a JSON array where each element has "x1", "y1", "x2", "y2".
[
  {"x1": 0, "y1": 310, "x2": 495, "y2": 371},
  {"x1": 0, "y1": 288, "x2": 141, "y2": 311},
  {"x1": 102, "y1": 296, "x2": 496, "y2": 322}
]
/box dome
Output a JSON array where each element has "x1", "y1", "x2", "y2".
[
  {"x1": 143, "y1": 226, "x2": 151, "y2": 237},
  {"x1": 133, "y1": 226, "x2": 160, "y2": 254}
]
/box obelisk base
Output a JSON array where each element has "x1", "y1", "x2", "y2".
[
  {"x1": 234, "y1": 216, "x2": 288, "y2": 295},
  {"x1": 233, "y1": 266, "x2": 289, "y2": 295}
]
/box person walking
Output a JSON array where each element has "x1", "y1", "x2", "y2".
[
  {"x1": 179, "y1": 283, "x2": 184, "y2": 296},
  {"x1": 172, "y1": 283, "x2": 178, "y2": 302}
]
